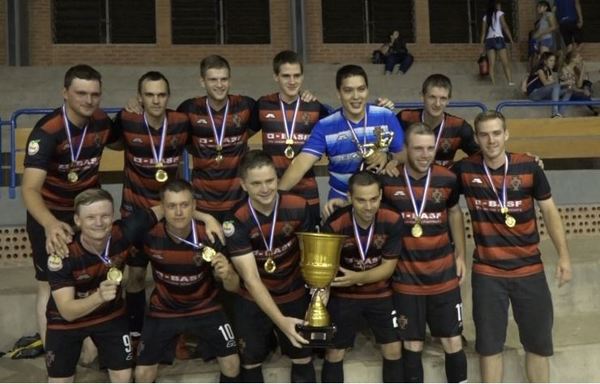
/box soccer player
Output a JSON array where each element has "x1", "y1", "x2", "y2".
[
  {"x1": 321, "y1": 171, "x2": 403, "y2": 383},
  {"x1": 224, "y1": 150, "x2": 316, "y2": 382},
  {"x1": 382, "y1": 123, "x2": 468, "y2": 382},
  {"x1": 22, "y1": 64, "x2": 116, "y2": 349},
  {"x1": 454, "y1": 111, "x2": 572, "y2": 382}
]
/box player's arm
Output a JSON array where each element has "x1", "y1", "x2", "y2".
[
  {"x1": 230, "y1": 252, "x2": 308, "y2": 347},
  {"x1": 537, "y1": 197, "x2": 572, "y2": 287},
  {"x1": 331, "y1": 258, "x2": 396, "y2": 287},
  {"x1": 52, "y1": 280, "x2": 119, "y2": 322},
  {"x1": 279, "y1": 152, "x2": 319, "y2": 191},
  {"x1": 448, "y1": 203, "x2": 467, "y2": 284},
  {"x1": 212, "y1": 252, "x2": 240, "y2": 293},
  {"x1": 22, "y1": 167, "x2": 73, "y2": 255}
]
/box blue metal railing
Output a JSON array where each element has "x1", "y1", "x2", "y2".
[
  {"x1": 394, "y1": 101, "x2": 488, "y2": 112},
  {"x1": 496, "y1": 99, "x2": 600, "y2": 113}
]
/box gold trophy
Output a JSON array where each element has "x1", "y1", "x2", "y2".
[
  {"x1": 295, "y1": 232, "x2": 347, "y2": 347},
  {"x1": 374, "y1": 126, "x2": 394, "y2": 149}
]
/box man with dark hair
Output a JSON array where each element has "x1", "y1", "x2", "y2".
[
  {"x1": 224, "y1": 150, "x2": 316, "y2": 382},
  {"x1": 133, "y1": 179, "x2": 240, "y2": 383},
  {"x1": 254, "y1": 50, "x2": 330, "y2": 222},
  {"x1": 321, "y1": 170, "x2": 403, "y2": 383},
  {"x1": 45, "y1": 188, "x2": 161, "y2": 382},
  {"x1": 393, "y1": 74, "x2": 479, "y2": 170},
  {"x1": 279, "y1": 64, "x2": 404, "y2": 219},
  {"x1": 382, "y1": 123, "x2": 468, "y2": 382},
  {"x1": 22, "y1": 64, "x2": 116, "y2": 351},
  {"x1": 454, "y1": 110, "x2": 572, "y2": 382}
]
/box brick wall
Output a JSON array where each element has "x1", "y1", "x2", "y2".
[{"x1": 20, "y1": 0, "x2": 600, "y2": 66}]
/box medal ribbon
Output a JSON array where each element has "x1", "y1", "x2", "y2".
[
  {"x1": 62, "y1": 105, "x2": 89, "y2": 165},
  {"x1": 143, "y1": 113, "x2": 168, "y2": 166},
  {"x1": 352, "y1": 212, "x2": 375, "y2": 263},
  {"x1": 482, "y1": 153, "x2": 509, "y2": 213},
  {"x1": 279, "y1": 96, "x2": 301, "y2": 142},
  {"x1": 85, "y1": 235, "x2": 112, "y2": 266},
  {"x1": 248, "y1": 194, "x2": 280, "y2": 256},
  {"x1": 206, "y1": 98, "x2": 229, "y2": 151},
  {"x1": 403, "y1": 165, "x2": 432, "y2": 223},
  {"x1": 168, "y1": 220, "x2": 205, "y2": 249},
  {"x1": 345, "y1": 111, "x2": 369, "y2": 157},
  {"x1": 421, "y1": 111, "x2": 446, "y2": 153}
]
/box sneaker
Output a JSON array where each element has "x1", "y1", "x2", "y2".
[
  {"x1": 552, "y1": 113, "x2": 563, "y2": 118},
  {"x1": 7, "y1": 333, "x2": 44, "y2": 359}
]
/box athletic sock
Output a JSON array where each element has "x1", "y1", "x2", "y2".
[
  {"x1": 445, "y1": 350, "x2": 467, "y2": 383},
  {"x1": 382, "y1": 357, "x2": 404, "y2": 383},
  {"x1": 241, "y1": 366, "x2": 264, "y2": 383},
  {"x1": 126, "y1": 290, "x2": 146, "y2": 334},
  {"x1": 403, "y1": 349, "x2": 424, "y2": 382},
  {"x1": 291, "y1": 361, "x2": 316, "y2": 383},
  {"x1": 321, "y1": 359, "x2": 344, "y2": 383}
]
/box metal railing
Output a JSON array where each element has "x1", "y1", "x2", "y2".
[
  {"x1": 496, "y1": 99, "x2": 600, "y2": 113},
  {"x1": 395, "y1": 101, "x2": 488, "y2": 112}
]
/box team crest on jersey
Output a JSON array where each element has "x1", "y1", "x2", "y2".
[
  {"x1": 302, "y1": 112, "x2": 310, "y2": 125},
  {"x1": 170, "y1": 137, "x2": 179, "y2": 149},
  {"x1": 440, "y1": 138, "x2": 451, "y2": 153},
  {"x1": 432, "y1": 188, "x2": 443, "y2": 203},
  {"x1": 27, "y1": 140, "x2": 40, "y2": 155},
  {"x1": 510, "y1": 175, "x2": 522, "y2": 191},
  {"x1": 232, "y1": 114, "x2": 241, "y2": 128},
  {"x1": 373, "y1": 234, "x2": 385, "y2": 249},
  {"x1": 223, "y1": 221, "x2": 235, "y2": 237},
  {"x1": 282, "y1": 223, "x2": 294, "y2": 237}
]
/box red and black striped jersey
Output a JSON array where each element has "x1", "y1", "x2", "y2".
[
  {"x1": 46, "y1": 209, "x2": 155, "y2": 330},
  {"x1": 397, "y1": 109, "x2": 479, "y2": 167},
  {"x1": 177, "y1": 95, "x2": 256, "y2": 214},
  {"x1": 382, "y1": 164, "x2": 461, "y2": 295},
  {"x1": 135, "y1": 220, "x2": 223, "y2": 318},
  {"x1": 255, "y1": 93, "x2": 329, "y2": 208},
  {"x1": 24, "y1": 107, "x2": 116, "y2": 211},
  {"x1": 113, "y1": 109, "x2": 189, "y2": 216},
  {"x1": 224, "y1": 192, "x2": 314, "y2": 304},
  {"x1": 454, "y1": 152, "x2": 551, "y2": 278},
  {"x1": 322, "y1": 205, "x2": 402, "y2": 299}
]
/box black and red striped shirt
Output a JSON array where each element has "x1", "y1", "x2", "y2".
[
  {"x1": 24, "y1": 107, "x2": 116, "y2": 211},
  {"x1": 113, "y1": 109, "x2": 189, "y2": 216},
  {"x1": 47, "y1": 209, "x2": 155, "y2": 330},
  {"x1": 133, "y1": 220, "x2": 223, "y2": 318},
  {"x1": 382, "y1": 164, "x2": 461, "y2": 295},
  {"x1": 397, "y1": 109, "x2": 479, "y2": 167},
  {"x1": 177, "y1": 95, "x2": 256, "y2": 214},
  {"x1": 255, "y1": 93, "x2": 328, "y2": 208},
  {"x1": 225, "y1": 192, "x2": 314, "y2": 304},
  {"x1": 454, "y1": 152, "x2": 551, "y2": 278},
  {"x1": 322, "y1": 205, "x2": 402, "y2": 299}
]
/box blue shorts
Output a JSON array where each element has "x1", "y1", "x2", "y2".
[{"x1": 485, "y1": 37, "x2": 507, "y2": 51}]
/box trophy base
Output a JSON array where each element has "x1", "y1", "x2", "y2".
[{"x1": 295, "y1": 324, "x2": 337, "y2": 348}]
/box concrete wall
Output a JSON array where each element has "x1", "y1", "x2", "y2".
[{"x1": 0, "y1": 0, "x2": 6, "y2": 65}]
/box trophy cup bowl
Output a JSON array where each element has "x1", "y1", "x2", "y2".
[{"x1": 295, "y1": 232, "x2": 347, "y2": 347}]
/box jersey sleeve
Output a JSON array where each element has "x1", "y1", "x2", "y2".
[
  {"x1": 23, "y1": 124, "x2": 58, "y2": 170},
  {"x1": 47, "y1": 257, "x2": 75, "y2": 291},
  {"x1": 224, "y1": 217, "x2": 253, "y2": 258},
  {"x1": 301, "y1": 120, "x2": 327, "y2": 158},
  {"x1": 387, "y1": 111, "x2": 404, "y2": 153},
  {"x1": 533, "y1": 163, "x2": 552, "y2": 201}
]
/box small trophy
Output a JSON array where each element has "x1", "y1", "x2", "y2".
[
  {"x1": 295, "y1": 232, "x2": 347, "y2": 347},
  {"x1": 374, "y1": 126, "x2": 394, "y2": 149}
]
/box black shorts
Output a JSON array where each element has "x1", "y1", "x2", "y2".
[
  {"x1": 26, "y1": 210, "x2": 74, "y2": 281},
  {"x1": 328, "y1": 295, "x2": 399, "y2": 349},
  {"x1": 233, "y1": 294, "x2": 312, "y2": 365},
  {"x1": 45, "y1": 316, "x2": 132, "y2": 378},
  {"x1": 136, "y1": 310, "x2": 238, "y2": 366},
  {"x1": 393, "y1": 287, "x2": 463, "y2": 341},
  {"x1": 559, "y1": 21, "x2": 583, "y2": 45},
  {"x1": 472, "y1": 271, "x2": 553, "y2": 357}
]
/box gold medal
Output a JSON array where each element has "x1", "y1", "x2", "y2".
[
  {"x1": 47, "y1": 254, "x2": 63, "y2": 272},
  {"x1": 284, "y1": 145, "x2": 295, "y2": 159},
  {"x1": 107, "y1": 266, "x2": 123, "y2": 282},
  {"x1": 285, "y1": 138, "x2": 294, "y2": 146},
  {"x1": 67, "y1": 171, "x2": 78, "y2": 183},
  {"x1": 264, "y1": 257, "x2": 276, "y2": 273},
  {"x1": 155, "y1": 168, "x2": 168, "y2": 183},
  {"x1": 411, "y1": 223, "x2": 423, "y2": 238},
  {"x1": 500, "y1": 207, "x2": 509, "y2": 214},
  {"x1": 505, "y1": 214, "x2": 516, "y2": 228},
  {"x1": 202, "y1": 246, "x2": 216, "y2": 262}
]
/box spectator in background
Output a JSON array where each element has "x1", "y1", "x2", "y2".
[
  {"x1": 380, "y1": 30, "x2": 414, "y2": 75},
  {"x1": 480, "y1": 0, "x2": 515, "y2": 86},
  {"x1": 533, "y1": 1, "x2": 558, "y2": 61},
  {"x1": 526, "y1": 52, "x2": 572, "y2": 118},
  {"x1": 554, "y1": 0, "x2": 584, "y2": 53},
  {"x1": 560, "y1": 50, "x2": 599, "y2": 115}
]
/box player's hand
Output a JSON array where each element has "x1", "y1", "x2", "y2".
[
  {"x1": 526, "y1": 152, "x2": 544, "y2": 169},
  {"x1": 45, "y1": 220, "x2": 74, "y2": 256},
  {"x1": 322, "y1": 198, "x2": 349, "y2": 221},
  {"x1": 455, "y1": 257, "x2": 467, "y2": 285},
  {"x1": 299, "y1": 89, "x2": 318, "y2": 103},
  {"x1": 124, "y1": 97, "x2": 143, "y2": 114},
  {"x1": 280, "y1": 317, "x2": 309, "y2": 348},
  {"x1": 556, "y1": 256, "x2": 572, "y2": 287},
  {"x1": 383, "y1": 159, "x2": 400, "y2": 177},
  {"x1": 198, "y1": 213, "x2": 225, "y2": 244},
  {"x1": 211, "y1": 253, "x2": 234, "y2": 279},
  {"x1": 98, "y1": 279, "x2": 120, "y2": 302},
  {"x1": 375, "y1": 97, "x2": 395, "y2": 110},
  {"x1": 365, "y1": 150, "x2": 388, "y2": 174},
  {"x1": 331, "y1": 266, "x2": 362, "y2": 287}
]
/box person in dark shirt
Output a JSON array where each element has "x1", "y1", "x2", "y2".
[{"x1": 380, "y1": 30, "x2": 414, "y2": 75}]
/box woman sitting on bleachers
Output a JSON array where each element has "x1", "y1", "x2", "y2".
[
  {"x1": 525, "y1": 51, "x2": 572, "y2": 118},
  {"x1": 560, "y1": 51, "x2": 599, "y2": 116}
]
